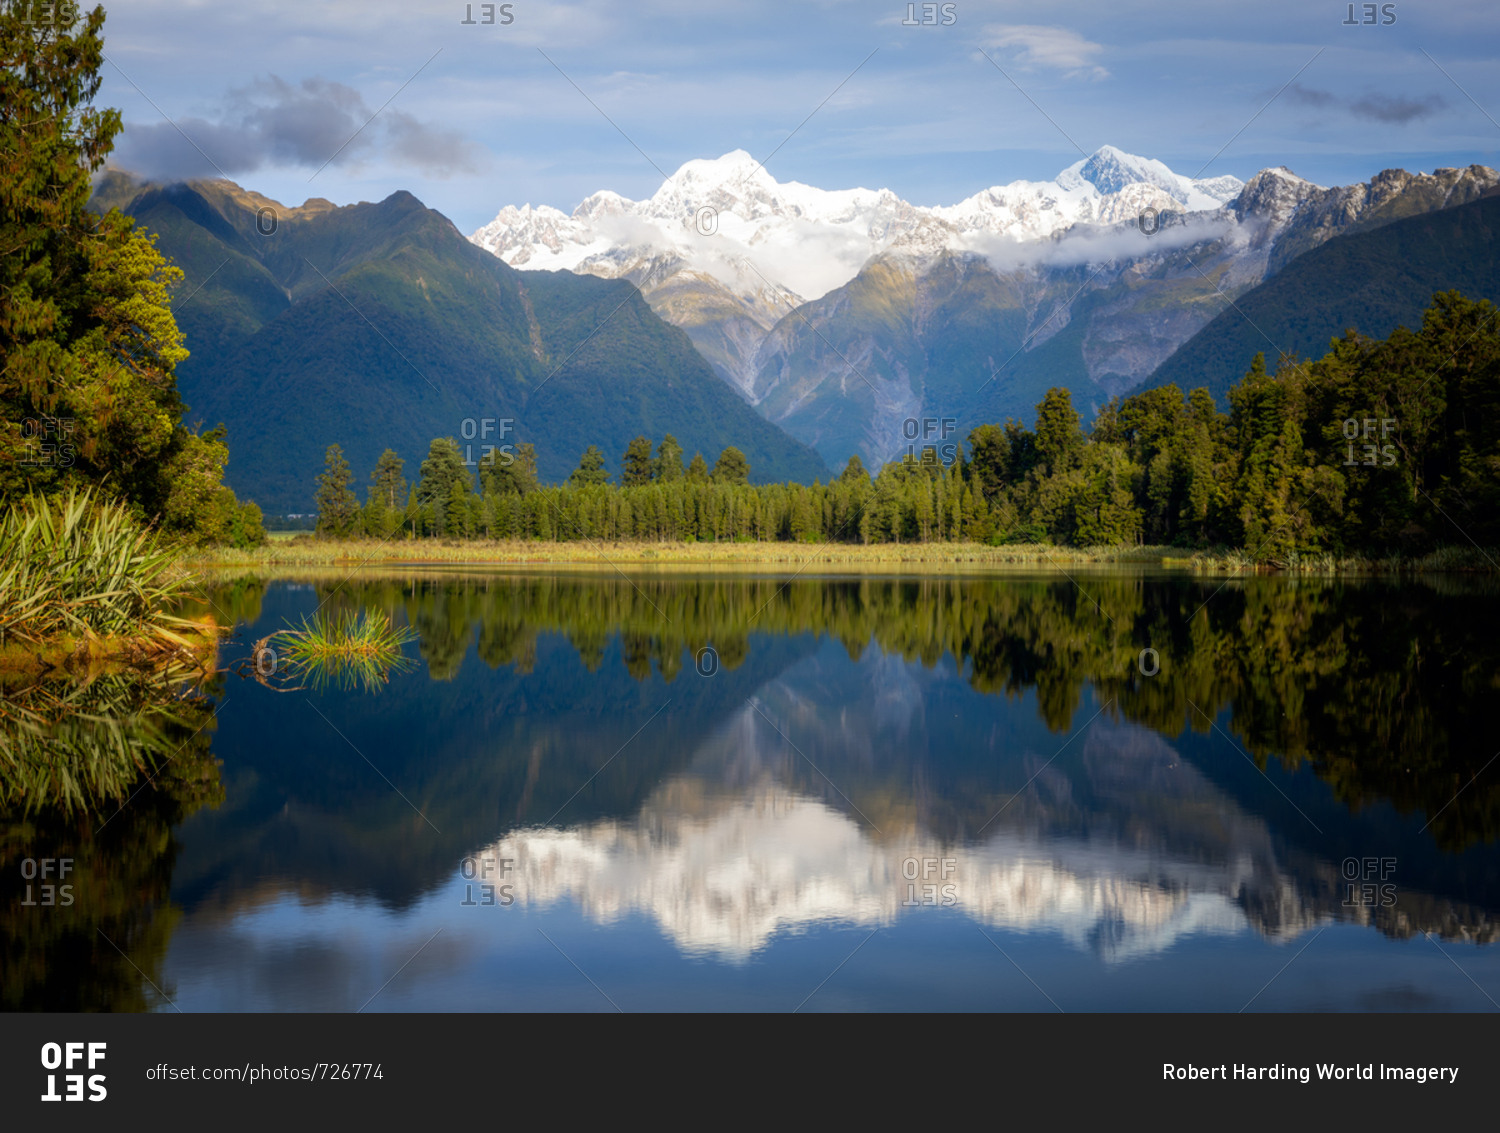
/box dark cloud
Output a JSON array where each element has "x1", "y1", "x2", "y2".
[
  {"x1": 1349, "y1": 93, "x2": 1447, "y2": 124},
  {"x1": 1284, "y1": 83, "x2": 1336, "y2": 108},
  {"x1": 1272, "y1": 82, "x2": 1447, "y2": 127},
  {"x1": 383, "y1": 109, "x2": 483, "y2": 176},
  {"x1": 235, "y1": 77, "x2": 374, "y2": 168},
  {"x1": 113, "y1": 75, "x2": 483, "y2": 181}
]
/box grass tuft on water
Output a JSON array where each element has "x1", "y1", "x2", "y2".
[{"x1": 251, "y1": 609, "x2": 417, "y2": 693}]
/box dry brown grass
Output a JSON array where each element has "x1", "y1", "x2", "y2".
[{"x1": 186, "y1": 537, "x2": 1187, "y2": 570}]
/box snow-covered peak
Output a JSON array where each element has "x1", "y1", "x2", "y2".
[
  {"x1": 469, "y1": 147, "x2": 1243, "y2": 300},
  {"x1": 664, "y1": 148, "x2": 766, "y2": 189},
  {"x1": 1058, "y1": 145, "x2": 1243, "y2": 210},
  {"x1": 1230, "y1": 166, "x2": 1325, "y2": 227}
]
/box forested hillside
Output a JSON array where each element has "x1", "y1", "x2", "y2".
[
  {"x1": 314, "y1": 292, "x2": 1500, "y2": 561},
  {"x1": 87, "y1": 175, "x2": 830, "y2": 512},
  {"x1": 1147, "y1": 192, "x2": 1500, "y2": 402}
]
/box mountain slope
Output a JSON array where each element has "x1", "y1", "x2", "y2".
[
  {"x1": 90, "y1": 174, "x2": 829, "y2": 511},
  {"x1": 747, "y1": 212, "x2": 1286, "y2": 468},
  {"x1": 1145, "y1": 190, "x2": 1500, "y2": 401},
  {"x1": 470, "y1": 146, "x2": 1241, "y2": 397},
  {"x1": 471, "y1": 150, "x2": 1497, "y2": 470},
  {"x1": 750, "y1": 163, "x2": 1499, "y2": 468}
]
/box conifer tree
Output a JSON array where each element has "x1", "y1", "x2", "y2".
[
  {"x1": 621, "y1": 435, "x2": 655, "y2": 485},
  {"x1": 655, "y1": 434, "x2": 685, "y2": 481},
  {"x1": 711, "y1": 446, "x2": 750, "y2": 485},
  {"x1": 840, "y1": 454, "x2": 869, "y2": 484},
  {"x1": 370, "y1": 449, "x2": 407, "y2": 510},
  {"x1": 414, "y1": 437, "x2": 472, "y2": 528},
  {"x1": 1034, "y1": 387, "x2": 1083, "y2": 472},
  {"x1": 569, "y1": 445, "x2": 610, "y2": 487},
  {"x1": 315, "y1": 444, "x2": 360, "y2": 537}
]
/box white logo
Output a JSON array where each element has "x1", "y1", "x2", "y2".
[{"x1": 40, "y1": 1042, "x2": 106, "y2": 1102}]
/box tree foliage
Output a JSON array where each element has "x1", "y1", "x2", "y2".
[
  {"x1": 569, "y1": 444, "x2": 609, "y2": 488},
  {"x1": 0, "y1": 4, "x2": 261, "y2": 543},
  {"x1": 314, "y1": 443, "x2": 359, "y2": 537},
  {"x1": 310, "y1": 294, "x2": 1500, "y2": 559},
  {"x1": 711, "y1": 446, "x2": 750, "y2": 485},
  {"x1": 620, "y1": 435, "x2": 655, "y2": 486},
  {"x1": 655, "y1": 434, "x2": 684, "y2": 482}
]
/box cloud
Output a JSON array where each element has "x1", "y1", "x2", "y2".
[
  {"x1": 383, "y1": 109, "x2": 486, "y2": 176},
  {"x1": 1349, "y1": 93, "x2": 1446, "y2": 124},
  {"x1": 1274, "y1": 83, "x2": 1446, "y2": 126},
  {"x1": 1284, "y1": 83, "x2": 1337, "y2": 108},
  {"x1": 983, "y1": 25, "x2": 1108, "y2": 80},
  {"x1": 968, "y1": 212, "x2": 1234, "y2": 274},
  {"x1": 113, "y1": 75, "x2": 484, "y2": 181}
]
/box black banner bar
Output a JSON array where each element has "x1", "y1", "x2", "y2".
[{"x1": 0, "y1": 1013, "x2": 1492, "y2": 1124}]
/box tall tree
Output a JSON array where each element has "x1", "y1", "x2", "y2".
[
  {"x1": 839, "y1": 453, "x2": 870, "y2": 484},
  {"x1": 0, "y1": 4, "x2": 250, "y2": 539},
  {"x1": 510, "y1": 442, "x2": 540, "y2": 494},
  {"x1": 711, "y1": 446, "x2": 750, "y2": 485},
  {"x1": 621, "y1": 435, "x2": 655, "y2": 486},
  {"x1": 481, "y1": 442, "x2": 540, "y2": 496},
  {"x1": 655, "y1": 434, "x2": 685, "y2": 482},
  {"x1": 315, "y1": 443, "x2": 360, "y2": 536},
  {"x1": 369, "y1": 449, "x2": 407, "y2": 510},
  {"x1": 966, "y1": 423, "x2": 1010, "y2": 501},
  {"x1": 686, "y1": 452, "x2": 710, "y2": 483},
  {"x1": 569, "y1": 444, "x2": 609, "y2": 487},
  {"x1": 1034, "y1": 387, "x2": 1083, "y2": 473},
  {"x1": 414, "y1": 437, "x2": 473, "y2": 535},
  {"x1": 362, "y1": 448, "x2": 406, "y2": 538}
]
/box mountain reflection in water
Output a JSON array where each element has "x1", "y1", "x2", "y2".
[
  {"x1": 484, "y1": 707, "x2": 1259, "y2": 963},
  {"x1": 480, "y1": 655, "x2": 1494, "y2": 964},
  {"x1": 6, "y1": 570, "x2": 1500, "y2": 1010}
]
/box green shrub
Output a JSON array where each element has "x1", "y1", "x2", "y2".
[{"x1": 0, "y1": 489, "x2": 202, "y2": 647}]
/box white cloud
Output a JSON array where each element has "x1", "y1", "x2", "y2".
[
  {"x1": 983, "y1": 24, "x2": 1109, "y2": 80},
  {"x1": 966, "y1": 212, "x2": 1234, "y2": 274}
]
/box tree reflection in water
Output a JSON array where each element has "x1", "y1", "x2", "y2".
[{"x1": 0, "y1": 669, "x2": 223, "y2": 1010}]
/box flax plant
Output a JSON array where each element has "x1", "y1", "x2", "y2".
[{"x1": 0, "y1": 489, "x2": 207, "y2": 652}]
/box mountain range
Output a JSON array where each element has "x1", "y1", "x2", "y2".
[
  {"x1": 1148, "y1": 189, "x2": 1500, "y2": 400},
  {"x1": 88, "y1": 173, "x2": 830, "y2": 513},
  {"x1": 472, "y1": 148, "x2": 1500, "y2": 470},
  {"x1": 90, "y1": 145, "x2": 1500, "y2": 508}
]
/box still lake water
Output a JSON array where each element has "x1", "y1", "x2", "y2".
[{"x1": 6, "y1": 569, "x2": 1500, "y2": 1012}]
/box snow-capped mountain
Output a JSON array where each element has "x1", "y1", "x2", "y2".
[
  {"x1": 471, "y1": 145, "x2": 1243, "y2": 307},
  {"x1": 470, "y1": 150, "x2": 1498, "y2": 473},
  {"x1": 1059, "y1": 146, "x2": 1244, "y2": 209},
  {"x1": 935, "y1": 145, "x2": 1242, "y2": 240},
  {"x1": 470, "y1": 146, "x2": 1247, "y2": 403}
]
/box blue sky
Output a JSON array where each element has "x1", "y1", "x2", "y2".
[{"x1": 98, "y1": 0, "x2": 1500, "y2": 232}]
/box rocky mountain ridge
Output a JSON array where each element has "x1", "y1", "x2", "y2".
[{"x1": 470, "y1": 150, "x2": 1497, "y2": 469}]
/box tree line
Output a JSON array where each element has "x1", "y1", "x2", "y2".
[{"x1": 314, "y1": 290, "x2": 1500, "y2": 559}]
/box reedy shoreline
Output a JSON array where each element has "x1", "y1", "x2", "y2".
[
  {"x1": 180, "y1": 536, "x2": 1500, "y2": 575},
  {"x1": 0, "y1": 491, "x2": 225, "y2": 676}
]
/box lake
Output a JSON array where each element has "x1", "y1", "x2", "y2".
[{"x1": 5, "y1": 568, "x2": 1499, "y2": 1012}]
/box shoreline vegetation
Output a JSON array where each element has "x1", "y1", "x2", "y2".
[
  {"x1": 292, "y1": 293, "x2": 1500, "y2": 573},
  {"x1": 0, "y1": 490, "x2": 224, "y2": 677},
  {"x1": 181, "y1": 535, "x2": 1499, "y2": 574}
]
